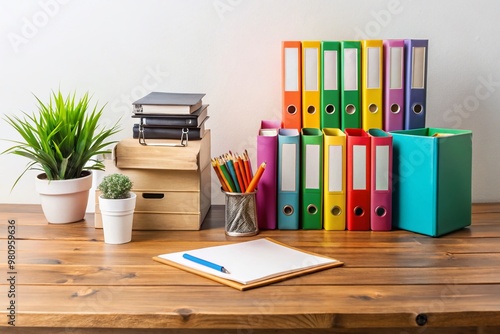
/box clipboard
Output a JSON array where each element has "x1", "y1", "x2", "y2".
[{"x1": 153, "y1": 238, "x2": 344, "y2": 291}]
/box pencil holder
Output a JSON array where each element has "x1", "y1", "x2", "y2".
[{"x1": 222, "y1": 189, "x2": 259, "y2": 237}]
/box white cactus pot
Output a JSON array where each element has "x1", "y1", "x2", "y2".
[{"x1": 98, "y1": 193, "x2": 136, "y2": 244}]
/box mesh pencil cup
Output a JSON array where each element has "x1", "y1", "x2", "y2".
[{"x1": 222, "y1": 189, "x2": 259, "y2": 237}]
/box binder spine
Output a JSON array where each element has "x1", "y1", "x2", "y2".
[
  {"x1": 368, "y1": 129, "x2": 393, "y2": 231},
  {"x1": 361, "y1": 40, "x2": 383, "y2": 131},
  {"x1": 277, "y1": 129, "x2": 301, "y2": 230},
  {"x1": 256, "y1": 120, "x2": 281, "y2": 230},
  {"x1": 383, "y1": 39, "x2": 405, "y2": 131},
  {"x1": 345, "y1": 128, "x2": 371, "y2": 231},
  {"x1": 404, "y1": 39, "x2": 428, "y2": 130},
  {"x1": 340, "y1": 41, "x2": 361, "y2": 130},
  {"x1": 302, "y1": 41, "x2": 321, "y2": 128},
  {"x1": 300, "y1": 128, "x2": 323, "y2": 229},
  {"x1": 320, "y1": 41, "x2": 341, "y2": 129},
  {"x1": 323, "y1": 128, "x2": 346, "y2": 230},
  {"x1": 282, "y1": 41, "x2": 302, "y2": 131}
]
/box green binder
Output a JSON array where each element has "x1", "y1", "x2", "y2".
[
  {"x1": 340, "y1": 41, "x2": 361, "y2": 130},
  {"x1": 320, "y1": 41, "x2": 341, "y2": 129},
  {"x1": 301, "y1": 128, "x2": 323, "y2": 229}
]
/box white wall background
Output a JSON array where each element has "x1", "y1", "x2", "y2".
[{"x1": 1, "y1": 0, "x2": 499, "y2": 208}]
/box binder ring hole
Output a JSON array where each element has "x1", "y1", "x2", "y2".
[
  {"x1": 345, "y1": 104, "x2": 356, "y2": 115},
  {"x1": 287, "y1": 105, "x2": 297, "y2": 115},
  {"x1": 307, "y1": 204, "x2": 318, "y2": 215},
  {"x1": 325, "y1": 104, "x2": 335, "y2": 114},
  {"x1": 375, "y1": 206, "x2": 386, "y2": 217},
  {"x1": 354, "y1": 206, "x2": 364, "y2": 216},
  {"x1": 390, "y1": 103, "x2": 401, "y2": 114},
  {"x1": 369, "y1": 103, "x2": 378, "y2": 113},
  {"x1": 331, "y1": 206, "x2": 342, "y2": 216},
  {"x1": 283, "y1": 205, "x2": 294, "y2": 216},
  {"x1": 142, "y1": 193, "x2": 165, "y2": 199},
  {"x1": 307, "y1": 105, "x2": 316, "y2": 114},
  {"x1": 413, "y1": 104, "x2": 423, "y2": 114}
]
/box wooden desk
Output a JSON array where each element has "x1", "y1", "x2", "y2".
[{"x1": 1, "y1": 203, "x2": 500, "y2": 334}]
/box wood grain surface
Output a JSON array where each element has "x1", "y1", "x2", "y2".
[{"x1": 1, "y1": 203, "x2": 500, "y2": 333}]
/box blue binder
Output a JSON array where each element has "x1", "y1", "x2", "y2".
[
  {"x1": 404, "y1": 39, "x2": 428, "y2": 129},
  {"x1": 277, "y1": 129, "x2": 300, "y2": 229}
]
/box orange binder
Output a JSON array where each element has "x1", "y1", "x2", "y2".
[
  {"x1": 282, "y1": 41, "x2": 302, "y2": 130},
  {"x1": 345, "y1": 128, "x2": 371, "y2": 231},
  {"x1": 302, "y1": 41, "x2": 321, "y2": 128}
]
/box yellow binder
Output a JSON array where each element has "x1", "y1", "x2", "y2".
[
  {"x1": 301, "y1": 41, "x2": 321, "y2": 128},
  {"x1": 323, "y1": 128, "x2": 346, "y2": 230},
  {"x1": 361, "y1": 40, "x2": 383, "y2": 130}
]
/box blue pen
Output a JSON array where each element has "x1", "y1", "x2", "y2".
[{"x1": 182, "y1": 253, "x2": 230, "y2": 274}]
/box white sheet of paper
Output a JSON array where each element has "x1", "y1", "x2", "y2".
[{"x1": 158, "y1": 238, "x2": 338, "y2": 285}]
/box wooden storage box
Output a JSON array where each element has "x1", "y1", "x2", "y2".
[{"x1": 95, "y1": 131, "x2": 211, "y2": 230}]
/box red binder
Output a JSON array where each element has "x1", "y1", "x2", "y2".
[
  {"x1": 368, "y1": 129, "x2": 393, "y2": 231},
  {"x1": 345, "y1": 128, "x2": 371, "y2": 231},
  {"x1": 282, "y1": 41, "x2": 302, "y2": 131}
]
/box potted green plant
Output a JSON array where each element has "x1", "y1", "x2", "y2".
[
  {"x1": 2, "y1": 90, "x2": 120, "y2": 224},
  {"x1": 97, "y1": 173, "x2": 136, "y2": 244}
]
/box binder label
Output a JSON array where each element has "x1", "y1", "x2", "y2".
[
  {"x1": 375, "y1": 145, "x2": 389, "y2": 191},
  {"x1": 328, "y1": 145, "x2": 343, "y2": 192},
  {"x1": 352, "y1": 145, "x2": 366, "y2": 190},
  {"x1": 285, "y1": 48, "x2": 299, "y2": 92},
  {"x1": 344, "y1": 48, "x2": 358, "y2": 91},
  {"x1": 390, "y1": 46, "x2": 403, "y2": 89},
  {"x1": 412, "y1": 47, "x2": 426, "y2": 89},
  {"x1": 323, "y1": 50, "x2": 338, "y2": 90},
  {"x1": 367, "y1": 47, "x2": 381, "y2": 89},
  {"x1": 305, "y1": 144, "x2": 320, "y2": 189},
  {"x1": 304, "y1": 48, "x2": 319, "y2": 91},
  {"x1": 281, "y1": 143, "x2": 297, "y2": 192}
]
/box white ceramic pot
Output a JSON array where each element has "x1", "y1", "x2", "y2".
[
  {"x1": 35, "y1": 171, "x2": 93, "y2": 224},
  {"x1": 98, "y1": 193, "x2": 136, "y2": 244}
]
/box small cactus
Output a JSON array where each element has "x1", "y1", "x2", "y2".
[{"x1": 98, "y1": 173, "x2": 133, "y2": 199}]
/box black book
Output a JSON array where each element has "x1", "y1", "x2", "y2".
[
  {"x1": 132, "y1": 105, "x2": 208, "y2": 128},
  {"x1": 132, "y1": 119, "x2": 208, "y2": 140}
]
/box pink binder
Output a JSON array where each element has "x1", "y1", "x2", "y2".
[
  {"x1": 383, "y1": 40, "x2": 405, "y2": 131},
  {"x1": 256, "y1": 120, "x2": 281, "y2": 229},
  {"x1": 368, "y1": 129, "x2": 393, "y2": 231}
]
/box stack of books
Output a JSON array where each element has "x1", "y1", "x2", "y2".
[{"x1": 132, "y1": 92, "x2": 209, "y2": 140}]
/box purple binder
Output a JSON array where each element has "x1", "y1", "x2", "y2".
[
  {"x1": 383, "y1": 39, "x2": 405, "y2": 131},
  {"x1": 256, "y1": 120, "x2": 281, "y2": 230}
]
